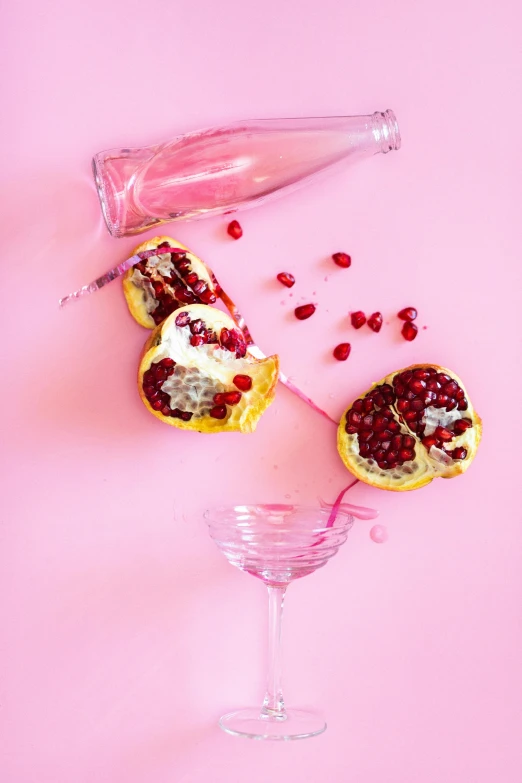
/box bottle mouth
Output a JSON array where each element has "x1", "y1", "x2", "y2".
[{"x1": 373, "y1": 109, "x2": 401, "y2": 153}]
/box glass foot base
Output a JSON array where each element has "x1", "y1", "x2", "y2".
[{"x1": 219, "y1": 708, "x2": 326, "y2": 740}]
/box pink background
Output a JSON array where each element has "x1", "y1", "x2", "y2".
[{"x1": 1, "y1": 2, "x2": 521, "y2": 781}]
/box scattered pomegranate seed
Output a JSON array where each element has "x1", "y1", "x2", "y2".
[
  {"x1": 227, "y1": 220, "x2": 243, "y2": 240},
  {"x1": 435, "y1": 426, "x2": 453, "y2": 442},
  {"x1": 398, "y1": 307, "x2": 418, "y2": 321},
  {"x1": 350, "y1": 311, "x2": 366, "y2": 329},
  {"x1": 209, "y1": 405, "x2": 227, "y2": 419},
  {"x1": 233, "y1": 374, "x2": 253, "y2": 391},
  {"x1": 367, "y1": 312, "x2": 383, "y2": 333},
  {"x1": 213, "y1": 393, "x2": 226, "y2": 405},
  {"x1": 295, "y1": 304, "x2": 316, "y2": 320},
  {"x1": 402, "y1": 322, "x2": 418, "y2": 341},
  {"x1": 277, "y1": 272, "x2": 295, "y2": 288},
  {"x1": 332, "y1": 252, "x2": 351, "y2": 268},
  {"x1": 190, "y1": 335, "x2": 205, "y2": 347},
  {"x1": 333, "y1": 343, "x2": 351, "y2": 361}
]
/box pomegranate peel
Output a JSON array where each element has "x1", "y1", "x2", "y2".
[
  {"x1": 337, "y1": 364, "x2": 482, "y2": 491},
  {"x1": 123, "y1": 236, "x2": 218, "y2": 329},
  {"x1": 138, "y1": 304, "x2": 279, "y2": 433}
]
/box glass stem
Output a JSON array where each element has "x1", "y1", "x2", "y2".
[{"x1": 261, "y1": 585, "x2": 287, "y2": 720}]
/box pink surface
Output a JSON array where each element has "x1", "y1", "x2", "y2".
[{"x1": 1, "y1": 2, "x2": 521, "y2": 781}]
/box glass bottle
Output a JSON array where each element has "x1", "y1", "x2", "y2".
[{"x1": 93, "y1": 111, "x2": 400, "y2": 237}]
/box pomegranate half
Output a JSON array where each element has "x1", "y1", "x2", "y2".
[
  {"x1": 337, "y1": 364, "x2": 482, "y2": 491},
  {"x1": 138, "y1": 304, "x2": 279, "y2": 433},
  {"x1": 123, "y1": 236, "x2": 218, "y2": 328}
]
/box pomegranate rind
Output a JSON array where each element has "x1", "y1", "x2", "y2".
[
  {"x1": 123, "y1": 236, "x2": 216, "y2": 329},
  {"x1": 337, "y1": 364, "x2": 482, "y2": 492},
  {"x1": 138, "y1": 304, "x2": 279, "y2": 433}
]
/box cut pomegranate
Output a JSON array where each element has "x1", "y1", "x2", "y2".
[
  {"x1": 294, "y1": 304, "x2": 316, "y2": 320},
  {"x1": 398, "y1": 307, "x2": 418, "y2": 321},
  {"x1": 277, "y1": 272, "x2": 295, "y2": 288},
  {"x1": 333, "y1": 343, "x2": 351, "y2": 361},
  {"x1": 332, "y1": 252, "x2": 351, "y2": 268},
  {"x1": 123, "y1": 236, "x2": 218, "y2": 329},
  {"x1": 350, "y1": 311, "x2": 366, "y2": 329},
  {"x1": 138, "y1": 304, "x2": 279, "y2": 433},
  {"x1": 227, "y1": 220, "x2": 243, "y2": 239},
  {"x1": 402, "y1": 322, "x2": 418, "y2": 341},
  {"x1": 337, "y1": 364, "x2": 482, "y2": 491},
  {"x1": 367, "y1": 312, "x2": 383, "y2": 333}
]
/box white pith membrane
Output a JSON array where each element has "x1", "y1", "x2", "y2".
[
  {"x1": 338, "y1": 365, "x2": 481, "y2": 491},
  {"x1": 140, "y1": 304, "x2": 278, "y2": 432},
  {"x1": 126, "y1": 240, "x2": 217, "y2": 328}
]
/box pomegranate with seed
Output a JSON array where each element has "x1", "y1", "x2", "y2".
[
  {"x1": 337, "y1": 364, "x2": 482, "y2": 491},
  {"x1": 139, "y1": 304, "x2": 279, "y2": 433},
  {"x1": 123, "y1": 236, "x2": 219, "y2": 328}
]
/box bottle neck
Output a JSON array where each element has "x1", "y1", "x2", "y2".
[{"x1": 370, "y1": 110, "x2": 401, "y2": 153}]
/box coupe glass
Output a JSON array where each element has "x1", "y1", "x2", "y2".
[{"x1": 205, "y1": 504, "x2": 353, "y2": 740}]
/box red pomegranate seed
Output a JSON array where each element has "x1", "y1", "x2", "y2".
[
  {"x1": 332, "y1": 252, "x2": 352, "y2": 268},
  {"x1": 277, "y1": 272, "x2": 295, "y2": 288},
  {"x1": 435, "y1": 426, "x2": 453, "y2": 442},
  {"x1": 369, "y1": 435, "x2": 381, "y2": 450},
  {"x1": 233, "y1": 374, "x2": 252, "y2": 392},
  {"x1": 413, "y1": 369, "x2": 429, "y2": 380},
  {"x1": 209, "y1": 405, "x2": 227, "y2": 419},
  {"x1": 399, "y1": 448, "x2": 415, "y2": 461},
  {"x1": 190, "y1": 335, "x2": 205, "y2": 347},
  {"x1": 190, "y1": 319, "x2": 204, "y2": 335},
  {"x1": 398, "y1": 307, "x2": 418, "y2": 321},
  {"x1": 160, "y1": 358, "x2": 175, "y2": 369},
  {"x1": 426, "y1": 379, "x2": 440, "y2": 391},
  {"x1": 199, "y1": 289, "x2": 217, "y2": 304},
  {"x1": 402, "y1": 435, "x2": 415, "y2": 448},
  {"x1": 443, "y1": 381, "x2": 458, "y2": 396},
  {"x1": 422, "y1": 435, "x2": 437, "y2": 450},
  {"x1": 213, "y1": 393, "x2": 226, "y2": 405},
  {"x1": 458, "y1": 398, "x2": 469, "y2": 410},
  {"x1": 452, "y1": 447, "x2": 468, "y2": 460},
  {"x1": 348, "y1": 410, "x2": 362, "y2": 426},
  {"x1": 409, "y1": 381, "x2": 426, "y2": 396},
  {"x1": 454, "y1": 418, "x2": 472, "y2": 434},
  {"x1": 446, "y1": 400, "x2": 457, "y2": 411},
  {"x1": 367, "y1": 312, "x2": 383, "y2": 333},
  {"x1": 391, "y1": 434, "x2": 403, "y2": 450},
  {"x1": 333, "y1": 343, "x2": 351, "y2": 361},
  {"x1": 223, "y1": 391, "x2": 242, "y2": 405},
  {"x1": 161, "y1": 405, "x2": 171, "y2": 416},
  {"x1": 363, "y1": 398, "x2": 374, "y2": 413},
  {"x1": 362, "y1": 414, "x2": 374, "y2": 428},
  {"x1": 180, "y1": 411, "x2": 193, "y2": 421},
  {"x1": 175, "y1": 311, "x2": 190, "y2": 327},
  {"x1": 352, "y1": 399, "x2": 364, "y2": 413},
  {"x1": 397, "y1": 399, "x2": 409, "y2": 413},
  {"x1": 437, "y1": 374, "x2": 450, "y2": 385},
  {"x1": 436, "y1": 394, "x2": 449, "y2": 408},
  {"x1": 374, "y1": 449, "x2": 386, "y2": 461},
  {"x1": 373, "y1": 414, "x2": 388, "y2": 431},
  {"x1": 295, "y1": 304, "x2": 316, "y2": 320},
  {"x1": 151, "y1": 400, "x2": 163, "y2": 411},
  {"x1": 455, "y1": 388, "x2": 465, "y2": 401},
  {"x1": 227, "y1": 220, "x2": 243, "y2": 239},
  {"x1": 350, "y1": 311, "x2": 366, "y2": 329},
  {"x1": 358, "y1": 429, "x2": 373, "y2": 442},
  {"x1": 388, "y1": 420, "x2": 400, "y2": 434},
  {"x1": 404, "y1": 410, "x2": 418, "y2": 422},
  {"x1": 402, "y1": 322, "x2": 418, "y2": 341},
  {"x1": 345, "y1": 424, "x2": 358, "y2": 435},
  {"x1": 410, "y1": 398, "x2": 425, "y2": 412},
  {"x1": 359, "y1": 443, "x2": 371, "y2": 457},
  {"x1": 193, "y1": 280, "x2": 207, "y2": 295},
  {"x1": 186, "y1": 272, "x2": 198, "y2": 286}
]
